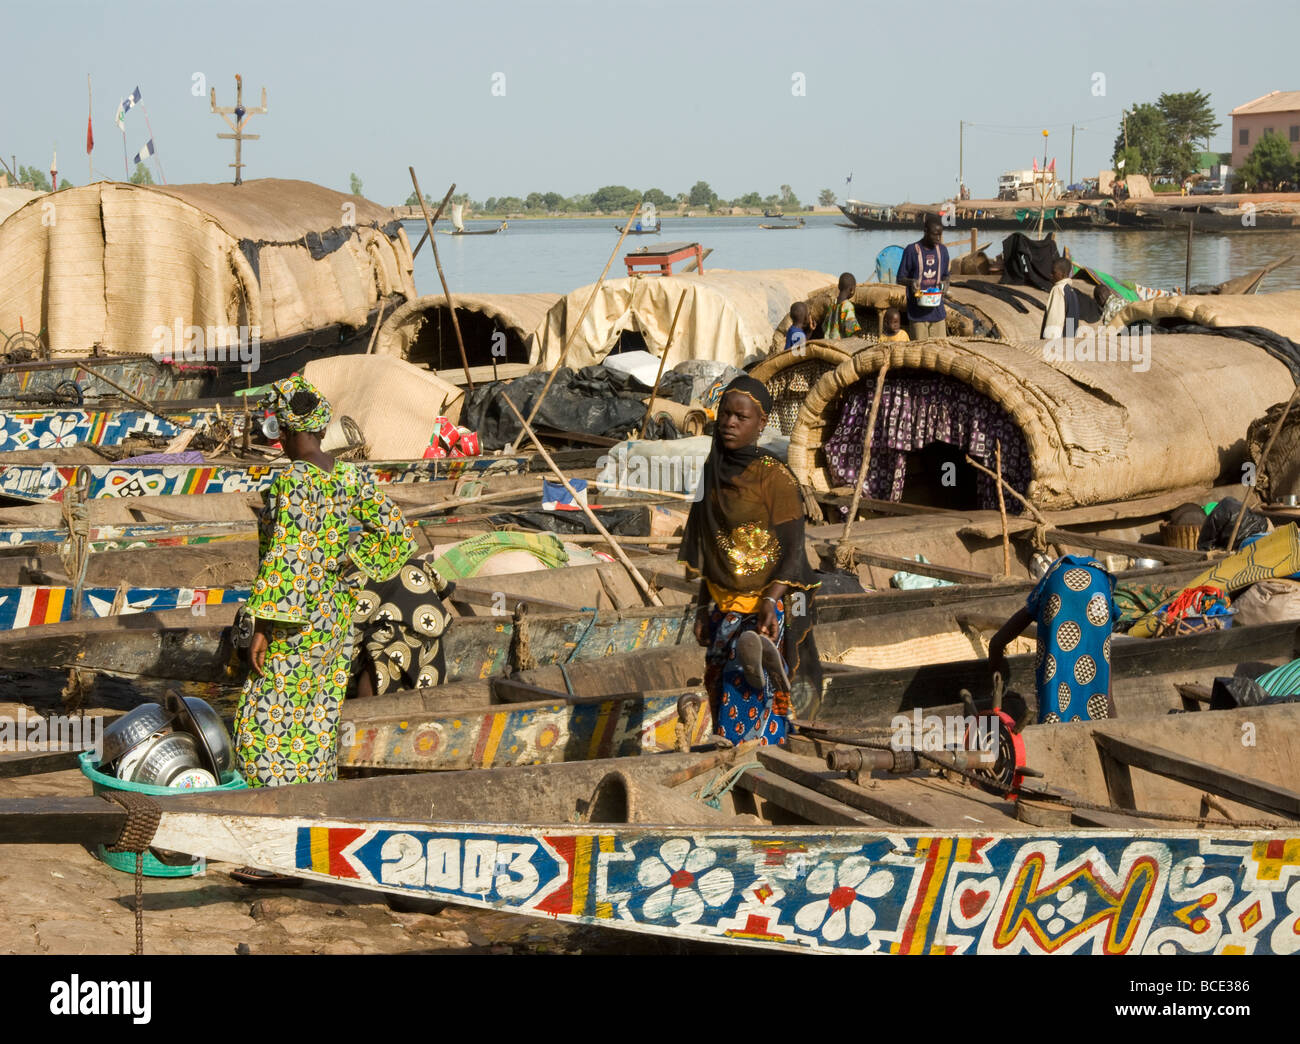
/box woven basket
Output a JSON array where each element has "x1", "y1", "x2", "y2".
[
  {"x1": 786, "y1": 336, "x2": 1053, "y2": 495},
  {"x1": 749, "y1": 342, "x2": 853, "y2": 436},
  {"x1": 1159, "y1": 521, "x2": 1201, "y2": 549}
]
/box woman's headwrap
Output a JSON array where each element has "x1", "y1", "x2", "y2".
[
  {"x1": 721, "y1": 374, "x2": 773, "y2": 417},
  {"x1": 265, "y1": 375, "x2": 333, "y2": 434}
]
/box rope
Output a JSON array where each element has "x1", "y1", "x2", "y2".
[
  {"x1": 102, "y1": 792, "x2": 162, "y2": 957},
  {"x1": 693, "y1": 762, "x2": 761, "y2": 809},
  {"x1": 565, "y1": 608, "x2": 600, "y2": 664}
]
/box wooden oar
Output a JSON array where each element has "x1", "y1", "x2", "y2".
[
  {"x1": 1225, "y1": 381, "x2": 1300, "y2": 552},
  {"x1": 836, "y1": 361, "x2": 890, "y2": 568},
  {"x1": 500, "y1": 391, "x2": 663, "y2": 606},
  {"x1": 409, "y1": 172, "x2": 473, "y2": 389}
]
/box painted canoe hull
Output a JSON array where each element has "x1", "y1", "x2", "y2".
[
  {"x1": 0, "y1": 455, "x2": 529, "y2": 502},
  {"x1": 0, "y1": 357, "x2": 208, "y2": 406},
  {"x1": 0, "y1": 584, "x2": 245, "y2": 630},
  {"x1": 124, "y1": 799, "x2": 1300, "y2": 954},
  {"x1": 0, "y1": 408, "x2": 224, "y2": 453}
]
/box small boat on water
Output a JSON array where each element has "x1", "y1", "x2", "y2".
[
  {"x1": 9, "y1": 701, "x2": 1299, "y2": 953},
  {"x1": 759, "y1": 218, "x2": 805, "y2": 230},
  {"x1": 442, "y1": 204, "x2": 506, "y2": 236},
  {"x1": 618, "y1": 202, "x2": 661, "y2": 235}
]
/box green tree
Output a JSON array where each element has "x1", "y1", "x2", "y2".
[
  {"x1": 779, "y1": 184, "x2": 801, "y2": 208},
  {"x1": 818, "y1": 188, "x2": 837, "y2": 206},
  {"x1": 404, "y1": 191, "x2": 433, "y2": 207},
  {"x1": 1236, "y1": 131, "x2": 1298, "y2": 191},
  {"x1": 349, "y1": 172, "x2": 363, "y2": 196},
  {"x1": 18, "y1": 165, "x2": 52, "y2": 192},
  {"x1": 540, "y1": 191, "x2": 564, "y2": 211},
  {"x1": 591, "y1": 184, "x2": 640, "y2": 212},
  {"x1": 129, "y1": 163, "x2": 154, "y2": 185},
  {"x1": 688, "y1": 180, "x2": 717, "y2": 207},
  {"x1": 1158, "y1": 90, "x2": 1220, "y2": 180},
  {"x1": 736, "y1": 191, "x2": 764, "y2": 208},
  {"x1": 1112, "y1": 103, "x2": 1168, "y2": 179},
  {"x1": 642, "y1": 188, "x2": 672, "y2": 207}
]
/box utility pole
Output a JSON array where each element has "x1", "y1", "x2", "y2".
[
  {"x1": 1070, "y1": 123, "x2": 1076, "y2": 185},
  {"x1": 210, "y1": 74, "x2": 267, "y2": 186},
  {"x1": 959, "y1": 120, "x2": 964, "y2": 197}
]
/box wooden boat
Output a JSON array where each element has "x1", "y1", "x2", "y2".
[
  {"x1": 12, "y1": 702, "x2": 1299, "y2": 953},
  {"x1": 0, "y1": 356, "x2": 208, "y2": 408},
  {"x1": 759, "y1": 219, "x2": 804, "y2": 230},
  {"x1": 617, "y1": 202, "x2": 661, "y2": 235},
  {"x1": 0, "y1": 451, "x2": 565, "y2": 503},
  {"x1": 441, "y1": 203, "x2": 506, "y2": 236},
  {"x1": 0, "y1": 408, "x2": 224, "y2": 453},
  {"x1": 838, "y1": 201, "x2": 1097, "y2": 233},
  {"x1": 0, "y1": 583, "x2": 246, "y2": 630}
]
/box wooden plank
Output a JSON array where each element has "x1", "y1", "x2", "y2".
[
  {"x1": 448, "y1": 584, "x2": 576, "y2": 615},
  {"x1": 754, "y1": 748, "x2": 891, "y2": 826},
  {"x1": 1093, "y1": 732, "x2": 1300, "y2": 819},
  {"x1": 0, "y1": 796, "x2": 126, "y2": 845},
  {"x1": 757, "y1": 746, "x2": 1018, "y2": 829},
  {"x1": 734, "y1": 766, "x2": 887, "y2": 827},
  {"x1": 811, "y1": 544, "x2": 1000, "y2": 584},
  {"x1": 0, "y1": 749, "x2": 82, "y2": 778},
  {"x1": 1039, "y1": 528, "x2": 1208, "y2": 564}
]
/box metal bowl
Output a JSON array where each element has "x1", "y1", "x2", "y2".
[
  {"x1": 164, "y1": 692, "x2": 233, "y2": 777},
  {"x1": 129, "y1": 733, "x2": 203, "y2": 788},
  {"x1": 98, "y1": 703, "x2": 174, "y2": 769},
  {"x1": 1129, "y1": 557, "x2": 1163, "y2": 571}
]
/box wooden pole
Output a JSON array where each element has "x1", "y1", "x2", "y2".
[
  {"x1": 1184, "y1": 215, "x2": 1194, "y2": 292},
  {"x1": 639, "y1": 290, "x2": 688, "y2": 438},
  {"x1": 511, "y1": 203, "x2": 642, "y2": 452},
  {"x1": 1225, "y1": 381, "x2": 1300, "y2": 552},
  {"x1": 365, "y1": 297, "x2": 387, "y2": 355},
  {"x1": 409, "y1": 171, "x2": 473, "y2": 390},
  {"x1": 963, "y1": 452, "x2": 1061, "y2": 558},
  {"x1": 836, "y1": 361, "x2": 891, "y2": 566},
  {"x1": 995, "y1": 439, "x2": 1011, "y2": 577},
  {"x1": 500, "y1": 391, "x2": 664, "y2": 606}
]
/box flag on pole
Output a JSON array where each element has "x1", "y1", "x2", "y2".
[
  {"x1": 846, "y1": 172, "x2": 853, "y2": 186},
  {"x1": 115, "y1": 87, "x2": 141, "y2": 131},
  {"x1": 1032, "y1": 156, "x2": 1038, "y2": 172},
  {"x1": 132, "y1": 139, "x2": 155, "y2": 166},
  {"x1": 50, "y1": 149, "x2": 58, "y2": 192},
  {"x1": 1048, "y1": 158, "x2": 1056, "y2": 173},
  {"x1": 86, "y1": 115, "x2": 94, "y2": 154}
]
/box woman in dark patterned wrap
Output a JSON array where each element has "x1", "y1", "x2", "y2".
[{"x1": 679, "y1": 376, "x2": 818, "y2": 746}]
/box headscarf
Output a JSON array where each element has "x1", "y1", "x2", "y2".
[
  {"x1": 679, "y1": 375, "x2": 818, "y2": 671},
  {"x1": 265, "y1": 375, "x2": 332, "y2": 434}
]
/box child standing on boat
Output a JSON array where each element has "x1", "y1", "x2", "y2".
[
  {"x1": 879, "y1": 307, "x2": 910, "y2": 343},
  {"x1": 785, "y1": 301, "x2": 811, "y2": 350},
  {"x1": 821, "y1": 274, "x2": 863, "y2": 340}
]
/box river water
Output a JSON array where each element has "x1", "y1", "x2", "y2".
[{"x1": 408, "y1": 214, "x2": 1300, "y2": 297}]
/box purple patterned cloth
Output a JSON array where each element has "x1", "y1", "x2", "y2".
[
  {"x1": 115, "y1": 451, "x2": 206, "y2": 466},
  {"x1": 825, "y1": 371, "x2": 1031, "y2": 510}
]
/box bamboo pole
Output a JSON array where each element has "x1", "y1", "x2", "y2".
[
  {"x1": 836, "y1": 361, "x2": 890, "y2": 567},
  {"x1": 1224, "y1": 381, "x2": 1300, "y2": 552},
  {"x1": 409, "y1": 172, "x2": 473, "y2": 389},
  {"x1": 365, "y1": 297, "x2": 387, "y2": 355},
  {"x1": 963, "y1": 453, "x2": 1061, "y2": 558},
  {"x1": 511, "y1": 203, "x2": 642, "y2": 452},
  {"x1": 639, "y1": 290, "x2": 688, "y2": 439},
  {"x1": 500, "y1": 391, "x2": 664, "y2": 606},
  {"x1": 995, "y1": 439, "x2": 1010, "y2": 577}
]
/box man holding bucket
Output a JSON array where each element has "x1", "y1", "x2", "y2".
[{"x1": 897, "y1": 215, "x2": 950, "y2": 340}]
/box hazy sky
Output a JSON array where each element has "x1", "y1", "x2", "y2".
[{"x1": 7, "y1": 0, "x2": 1298, "y2": 205}]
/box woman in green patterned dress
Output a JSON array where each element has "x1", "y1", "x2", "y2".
[{"x1": 233, "y1": 375, "x2": 416, "y2": 789}]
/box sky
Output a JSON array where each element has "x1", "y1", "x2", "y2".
[{"x1": 6, "y1": 0, "x2": 1299, "y2": 206}]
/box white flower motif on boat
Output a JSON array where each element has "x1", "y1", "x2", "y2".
[
  {"x1": 793, "y1": 856, "x2": 894, "y2": 943},
  {"x1": 38, "y1": 413, "x2": 80, "y2": 449},
  {"x1": 637, "y1": 838, "x2": 734, "y2": 925}
]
